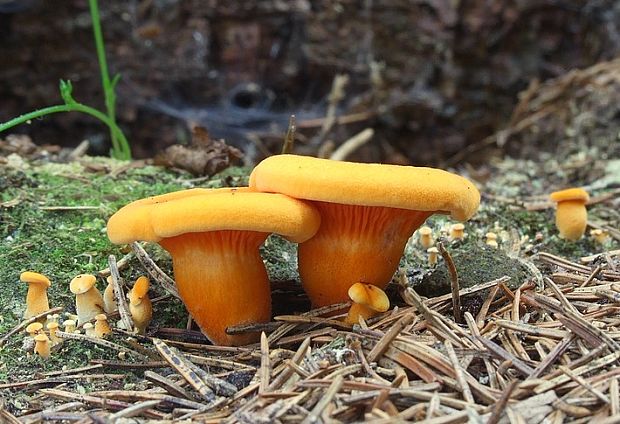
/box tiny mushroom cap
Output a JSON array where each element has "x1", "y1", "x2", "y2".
[
  {"x1": 250, "y1": 154, "x2": 480, "y2": 307},
  {"x1": 107, "y1": 187, "x2": 321, "y2": 346},
  {"x1": 20, "y1": 271, "x2": 52, "y2": 319},
  {"x1": 33, "y1": 333, "x2": 50, "y2": 358},
  {"x1": 70, "y1": 274, "x2": 105, "y2": 325},
  {"x1": 345, "y1": 283, "x2": 390, "y2": 325},
  {"x1": 549, "y1": 188, "x2": 589, "y2": 241},
  {"x1": 418, "y1": 226, "x2": 434, "y2": 249},
  {"x1": 128, "y1": 276, "x2": 153, "y2": 335},
  {"x1": 26, "y1": 322, "x2": 44, "y2": 337}
]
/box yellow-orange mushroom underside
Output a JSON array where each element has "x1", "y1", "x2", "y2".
[{"x1": 107, "y1": 188, "x2": 320, "y2": 346}]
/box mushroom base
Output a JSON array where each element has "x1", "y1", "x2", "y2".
[
  {"x1": 299, "y1": 202, "x2": 433, "y2": 307},
  {"x1": 555, "y1": 200, "x2": 587, "y2": 241},
  {"x1": 160, "y1": 231, "x2": 271, "y2": 346}
]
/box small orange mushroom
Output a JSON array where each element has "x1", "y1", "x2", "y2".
[
  {"x1": 250, "y1": 155, "x2": 480, "y2": 307},
  {"x1": 345, "y1": 283, "x2": 390, "y2": 325},
  {"x1": 94, "y1": 314, "x2": 112, "y2": 338},
  {"x1": 549, "y1": 188, "x2": 589, "y2": 241},
  {"x1": 47, "y1": 322, "x2": 62, "y2": 346},
  {"x1": 427, "y1": 247, "x2": 439, "y2": 266},
  {"x1": 107, "y1": 187, "x2": 320, "y2": 346},
  {"x1": 33, "y1": 333, "x2": 51, "y2": 358},
  {"x1": 70, "y1": 274, "x2": 105, "y2": 325},
  {"x1": 485, "y1": 232, "x2": 498, "y2": 248},
  {"x1": 128, "y1": 276, "x2": 152, "y2": 335},
  {"x1": 20, "y1": 271, "x2": 51, "y2": 319},
  {"x1": 449, "y1": 223, "x2": 465, "y2": 241},
  {"x1": 103, "y1": 276, "x2": 118, "y2": 315},
  {"x1": 418, "y1": 226, "x2": 434, "y2": 249}
]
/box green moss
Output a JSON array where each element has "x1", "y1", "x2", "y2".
[{"x1": 0, "y1": 158, "x2": 254, "y2": 383}]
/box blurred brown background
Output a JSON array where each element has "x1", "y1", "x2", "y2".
[{"x1": 1, "y1": 0, "x2": 619, "y2": 164}]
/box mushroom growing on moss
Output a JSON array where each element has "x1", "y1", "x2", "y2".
[
  {"x1": 20, "y1": 271, "x2": 51, "y2": 319},
  {"x1": 70, "y1": 274, "x2": 105, "y2": 325},
  {"x1": 250, "y1": 155, "x2": 480, "y2": 307},
  {"x1": 345, "y1": 283, "x2": 390, "y2": 325},
  {"x1": 128, "y1": 276, "x2": 152, "y2": 335},
  {"x1": 107, "y1": 187, "x2": 320, "y2": 346},
  {"x1": 550, "y1": 188, "x2": 589, "y2": 241}
]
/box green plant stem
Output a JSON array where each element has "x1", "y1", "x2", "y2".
[
  {"x1": 88, "y1": 0, "x2": 130, "y2": 159},
  {"x1": 0, "y1": 104, "x2": 129, "y2": 154}
]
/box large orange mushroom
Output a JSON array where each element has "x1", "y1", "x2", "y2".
[
  {"x1": 250, "y1": 155, "x2": 480, "y2": 307},
  {"x1": 107, "y1": 187, "x2": 320, "y2": 346}
]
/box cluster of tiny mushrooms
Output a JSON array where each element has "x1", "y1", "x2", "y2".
[
  {"x1": 20, "y1": 271, "x2": 152, "y2": 358},
  {"x1": 22, "y1": 154, "x2": 602, "y2": 350}
]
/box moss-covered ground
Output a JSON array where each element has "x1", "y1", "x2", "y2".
[{"x1": 0, "y1": 152, "x2": 617, "y2": 389}]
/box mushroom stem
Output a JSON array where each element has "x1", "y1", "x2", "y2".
[
  {"x1": 298, "y1": 202, "x2": 432, "y2": 307},
  {"x1": 25, "y1": 284, "x2": 50, "y2": 319},
  {"x1": 345, "y1": 303, "x2": 376, "y2": 325},
  {"x1": 160, "y1": 230, "x2": 271, "y2": 346},
  {"x1": 555, "y1": 200, "x2": 587, "y2": 241}
]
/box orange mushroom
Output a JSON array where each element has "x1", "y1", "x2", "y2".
[
  {"x1": 103, "y1": 276, "x2": 118, "y2": 315},
  {"x1": 33, "y1": 333, "x2": 51, "y2": 359},
  {"x1": 70, "y1": 274, "x2": 105, "y2": 325},
  {"x1": 345, "y1": 283, "x2": 390, "y2": 325},
  {"x1": 418, "y1": 226, "x2": 434, "y2": 249},
  {"x1": 20, "y1": 271, "x2": 51, "y2": 319},
  {"x1": 128, "y1": 276, "x2": 152, "y2": 335},
  {"x1": 549, "y1": 188, "x2": 589, "y2": 241},
  {"x1": 94, "y1": 314, "x2": 112, "y2": 338},
  {"x1": 250, "y1": 155, "x2": 480, "y2": 307},
  {"x1": 107, "y1": 187, "x2": 320, "y2": 346}
]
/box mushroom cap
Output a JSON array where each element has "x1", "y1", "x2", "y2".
[
  {"x1": 132, "y1": 276, "x2": 150, "y2": 299},
  {"x1": 427, "y1": 247, "x2": 439, "y2": 253},
  {"x1": 26, "y1": 322, "x2": 43, "y2": 334},
  {"x1": 62, "y1": 319, "x2": 76, "y2": 327},
  {"x1": 486, "y1": 232, "x2": 498, "y2": 239},
  {"x1": 70, "y1": 274, "x2": 97, "y2": 294},
  {"x1": 107, "y1": 187, "x2": 321, "y2": 244},
  {"x1": 95, "y1": 313, "x2": 108, "y2": 321},
  {"x1": 419, "y1": 226, "x2": 432, "y2": 236},
  {"x1": 20, "y1": 271, "x2": 51, "y2": 287},
  {"x1": 46, "y1": 322, "x2": 59, "y2": 330},
  {"x1": 249, "y1": 155, "x2": 480, "y2": 221},
  {"x1": 83, "y1": 323, "x2": 94, "y2": 329},
  {"x1": 550, "y1": 188, "x2": 589, "y2": 203},
  {"x1": 451, "y1": 223, "x2": 465, "y2": 231},
  {"x1": 34, "y1": 334, "x2": 48, "y2": 342},
  {"x1": 347, "y1": 283, "x2": 390, "y2": 312}
]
